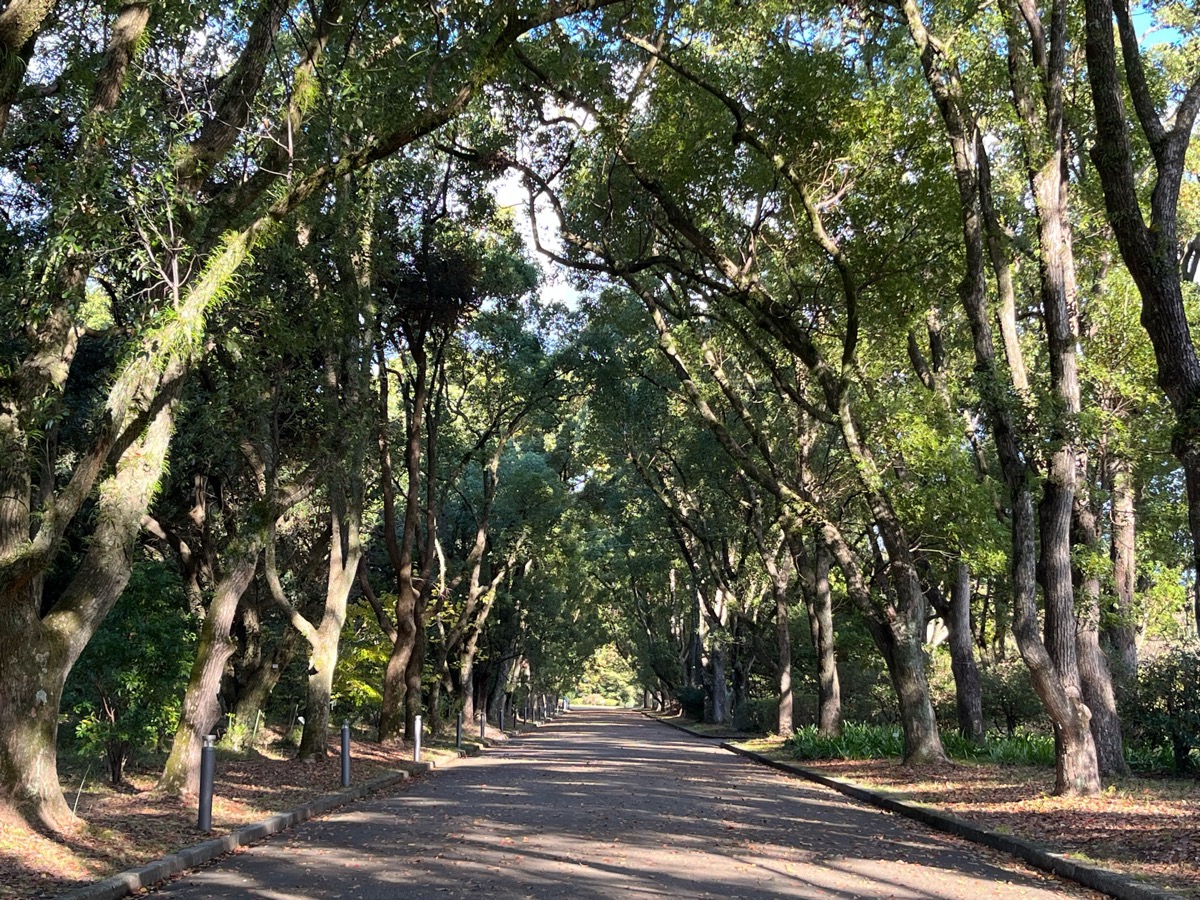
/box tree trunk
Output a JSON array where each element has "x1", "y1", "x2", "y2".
[
  {"x1": 809, "y1": 540, "x2": 841, "y2": 736},
  {"x1": 379, "y1": 585, "x2": 417, "y2": 741},
  {"x1": 1105, "y1": 451, "x2": 1138, "y2": 689},
  {"x1": 0, "y1": 617, "x2": 78, "y2": 832},
  {"x1": 298, "y1": 472, "x2": 362, "y2": 759},
  {"x1": 705, "y1": 644, "x2": 731, "y2": 725},
  {"x1": 404, "y1": 601, "x2": 426, "y2": 740},
  {"x1": 227, "y1": 629, "x2": 297, "y2": 751},
  {"x1": 946, "y1": 562, "x2": 984, "y2": 742},
  {"x1": 457, "y1": 651, "x2": 477, "y2": 723},
  {"x1": 297, "y1": 633, "x2": 339, "y2": 760},
  {"x1": 888, "y1": 616, "x2": 944, "y2": 765},
  {"x1": 160, "y1": 549, "x2": 259, "y2": 796},
  {"x1": 1083, "y1": 0, "x2": 1200, "y2": 636},
  {"x1": 775, "y1": 581, "x2": 794, "y2": 737},
  {"x1": 1, "y1": 400, "x2": 175, "y2": 830},
  {"x1": 1073, "y1": 462, "x2": 1129, "y2": 777}
]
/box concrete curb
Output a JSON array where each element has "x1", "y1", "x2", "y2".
[
  {"x1": 718, "y1": 740, "x2": 1184, "y2": 900},
  {"x1": 641, "y1": 711, "x2": 748, "y2": 741},
  {"x1": 57, "y1": 742, "x2": 486, "y2": 900}
]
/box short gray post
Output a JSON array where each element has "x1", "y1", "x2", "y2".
[
  {"x1": 456, "y1": 711, "x2": 463, "y2": 749},
  {"x1": 480, "y1": 711, "x2": 486, "y2": 740},
  {"x1": 198, "y1": 734, "x2": 216, "y2": 832},
  {"x1": 500, "y1": 705, "x2": 505, "y2": 732},
  {"x1": 413, "y1": 715, "x2": 422, "y2": 762},
  {"x1": 341, "y1": 720, "x2": 351, "y2": 787}
]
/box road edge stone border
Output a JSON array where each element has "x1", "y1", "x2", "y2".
[
  {"x1": 713, "y1": 737, "x2": 1183, "y2": 900},
  {"x1": 56, "y1": 743, "x2": 486, "y2": 900}
]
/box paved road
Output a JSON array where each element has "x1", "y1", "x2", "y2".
[{"x1": 152, "y1": 710, "x2": 1098, "y2": 899}]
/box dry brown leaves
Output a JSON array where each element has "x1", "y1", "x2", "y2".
[
  {"x1": 799, "y1": 758, "x2": 1200, "y2": 898},
  {"x1": 0, "y1": 736, "x2": 438, "y2": 900}
]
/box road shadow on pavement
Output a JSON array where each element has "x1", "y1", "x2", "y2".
[{"x1": 152, "y1": 710, "x2": 1097, "y2": 899}]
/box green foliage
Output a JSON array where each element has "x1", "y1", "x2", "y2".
[
  {"x1": 64, "y1": 563, "x2": 197, "y2": 784},
  {"x1": 733, "y1": 696, "x2": 778, "y2": 734},
  {"x1": 677, "y1": 686, "x2": 707, "y2": 720},
  {"x1": 1126, "y1": 643, "x2": 1200, "y2": 773},
  {"x1": 332, "y1": 603, "x2": 393, "y2": 726},
  {"x1": 787, "y1": 723, "x2": 1055, "y2": 766},
  {"x1": 572, "y1": 644, "x2": 639, "y2": 707},
  {"x1": 788, "y1": 723, "x2": 905, "y2": 760},
  {"x1": 980, "y1": 659, "x2": 1049, "y2": 736}
]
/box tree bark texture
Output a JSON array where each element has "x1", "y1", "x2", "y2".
[
  {"x1": 1104, "y1": 452, "x2": 1138, "y2": 687},
  {"x1": 159, "y1": 548, "x2": 260, "y2": 796},
  {"x1": 947, "y1": 563, "x2": 985, "y2": 742}
]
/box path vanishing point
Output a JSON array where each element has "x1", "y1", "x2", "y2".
[{"x1": 150, "y1": 710, "x2": 1099, "y2": 899}]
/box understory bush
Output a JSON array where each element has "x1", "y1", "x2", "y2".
[
  {"x1": 787, "y1": 722, "x2": 1055, "y2": 766},
  {"x1": 63, "y1": 563, "x2": 196, "y2": 784},
  {"x1": 788, "y1": 723, "x2": 904, "y2": 760},
  {"x1": 1125, "y1": 643, "x2": 1200, "y2": 773},
  {"x1": 733, "y1": 696, "x2": 777, "y2": 733},
  {"x1": 677, "y1": 685, "x2": 706, "y2": 719}
]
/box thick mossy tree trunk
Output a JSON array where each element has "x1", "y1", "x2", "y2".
[{"x1": 0, "y1": 407, "x2": 173, "y2": 831}]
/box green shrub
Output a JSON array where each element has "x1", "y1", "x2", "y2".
[
  {"x1": 733, "y1": 696, "x2": 777, "y2": 733},
  {"x1": 787, "y1": 722, "x2": 1056, "y2": 766},
  {"x1": 64, "y1": 563, "x2": 197, "y2": 784},
  {"x1": 1127, "y1": 643, "x2": 1200, "y2": 773},
  {"x1": 677, "y1": 685, "x2": 706, "y2": 719},
  {"x1": 980, "y1": 658, "x2": 1048, "y2": 735},
  {"x1": 787, "y1": 723, "x2": 904, "y2": 760}
]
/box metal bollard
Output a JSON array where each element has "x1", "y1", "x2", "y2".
[
  {"x1": 480, "y1": 711, "x2": 486, "y2": 740},
  {"x1": 413, "y1": 715, "x2": 422, "y2": 762},
  {"x1": 198, "y1": 734, "x2": 216, "y2": 832},
  {"x1": 341, "y1": 720, "x2": 351, "y2": 787},
  {"x1": 456, "y1": 711, "x2": 463, "y2": 749},
  {"x1": 500, "y1": 706, "x2": 505, "y2": 732}
]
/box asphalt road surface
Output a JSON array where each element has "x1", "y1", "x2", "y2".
[{"x1": 151, "y1": 709, "x2": 1099, "y2": 899}]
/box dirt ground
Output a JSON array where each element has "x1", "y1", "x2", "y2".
[
  {"x1": 768, "y1": 752, "x2": 1200, "y2": 898},
  {"x1": 0, "y1": 730, "x2": 476, "y2": 899}
]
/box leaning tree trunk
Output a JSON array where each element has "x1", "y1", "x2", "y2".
[
  {"x1": 227, "y1": 629, "x2": 298, "y2": 751},
  {"x1": 160, "y1": 550, "x2": 259, "y2": 796},
  {"x1": 1, "y1": 404, "x2": 174, "y2": 830}
]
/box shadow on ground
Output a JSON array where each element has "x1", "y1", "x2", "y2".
[{"x1": 151, "y1": 710, "x2": 1096, "y2": 899}]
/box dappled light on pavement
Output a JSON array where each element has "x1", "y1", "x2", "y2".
[{"x1": 151, "y1": 711, "x2": 1098, "y2": 899}]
